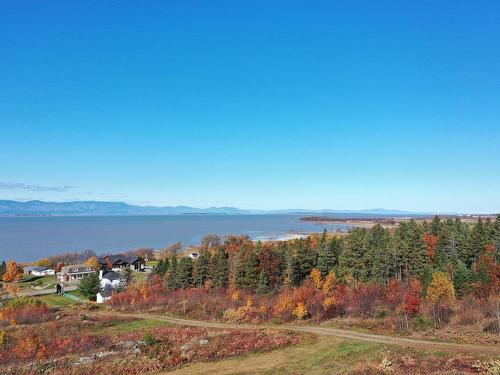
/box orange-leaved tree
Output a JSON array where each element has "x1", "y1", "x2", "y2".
[
  {"x1": 2, "y1": 260, "x2": 23, "y2": 282},
  {"x1": 310, "y1": 268, "x2": 323, "y2": 289},
  {"x1": 423, "y1": 234, "x2": 439, "y2": 260}
]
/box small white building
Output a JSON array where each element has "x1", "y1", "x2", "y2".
[
  {"x1": 96, "y1": 284, "x2": 114, "y2": 304},
  {"x1": 24, "y1": 266, "x2": 55, "y2": 276},
  {"x1": 99, "y1": 269, "x2": 125, "y2": 289},
  {"x1": 96, "y1": 270, "x2": 125, "y2": 303}
]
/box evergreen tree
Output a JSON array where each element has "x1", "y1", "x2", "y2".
[
  {"x1": 366, "y1": 224, "x2": 391, "y2": 282},
  {"x1": 388, "y1": 231, "x2": 405, "y2": 280},
  {"x1": 177, "y1": 257, "x2": 193, "y2": 288},
  {"x1": 429, "y1": 215, "x2": 442, "y2": 236},
  {"x1": 165, "y1": 256, "x2": 179, "y2": 289},
  {"x1": 193, "y1": 250, "x2": 211, "y2": 287},
  {"x1": 400, "y1": 220, "x2": 429, "y2": 279},
  {"x1": 0, "y1": 261, "x2": 6, "y2": 279},
  {"x1": 316, "y1": 229, "x2": 329, "y2": 276},
  {"x1": 78, "y1": 272, "x2": 100, "y2": 300},
  {"x1": 210, "y1": 247, "x2": 229, "y2": 288},
  {"x1": 492, "y1": 215, "x2": 500, "y2": 262},
  {"x1": 296, "y1": 238, "x2": 314, "y2": 281},
  {"x1": 257, "y1": 270, "x2": 269, "y2": 294},
  {"x1": 244, "y1": 249, "x2": 260, "y2": 290},
  {"x1": 338, "y1": 228, "x2": 368, "y2": 280},
  {"x1": 234, "y1": 245, "x2": 248, "y2": 288},
  {"x1": 154, "y1": 259, "x2": 168, "y2": 277},
  {"x1": 467, "y1": 218, "x2": 486, "y2": 266},
  {"x1": 453, "y1": 260, "x2": 475, "y2": 297}
]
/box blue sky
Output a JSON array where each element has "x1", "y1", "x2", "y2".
[{"x1": 1, "y1": 1, "x2": 499, "y2": 213}]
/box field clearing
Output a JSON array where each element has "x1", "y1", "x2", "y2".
[
  {"x1": 166, "y1": 334, "x2": 492, "y2": 375},
  {"x1": 96, "y1": 318, "x2": 172, "y2": 334}
]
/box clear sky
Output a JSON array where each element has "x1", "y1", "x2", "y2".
[{"x1": 1, "y1": 1, "x2": 499, "y2": 213}]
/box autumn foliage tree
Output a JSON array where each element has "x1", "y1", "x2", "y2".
[
  {"x1": 85, "y1": 256, "x2": 100, "y2": 271},
  {"x1": 2, "y1": 261, "x2": 23, "y2": 282},
  {"x1": 427, "y1": 272, "x2": 455, "y2": 328}
]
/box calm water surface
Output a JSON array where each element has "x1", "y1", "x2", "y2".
[{"x1": 0, "y1": 215, "x2": 349, "y2": 261}]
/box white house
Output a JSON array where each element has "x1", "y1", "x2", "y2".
[
  {"x1": 96, "y1": 270, "x2": 125, "y2": 303},
  {"x1": 99, "y1": 269, "x2": 125, "y2": 288},
  {"x1": 96, "y1": 284, "x2": 114, "y2": 304},
  {"x1": 24, "y1": 266, "x2": 55, "y2": 276}
]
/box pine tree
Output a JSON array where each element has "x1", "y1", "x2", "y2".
[
  {"x1": 210, "y1": 247, "x2": 229, "y2": 288},
  {"x1": 296, "y1": 238, "x2": 314, "y2": 281},
  {"x1": 78, "y1": 272, "x2": 100, "y2": 300},
  {"x1": 366, "y1": 224, "x2": 391, "y2": 282},
  {"x1": 244, "y1": 249, "x2": 260, "y2": 290},
  {"x1": 429, "y1": 215, "x2": 442, "y2": 236},
  {"x1": 316, "y1": 229, "x2": 328, "y2": 276},
  {"x1": 193, "y1": 250, "x2": 211, "y2": 287},
  {"x1": 177, "y1": 257, "x2": 193, "y2": 288},
  {"x1": 257, "y1": 270, "x2": 269, "y2": 294},
  {"x1": 467, "y1": 218, "x2": 486, "y2": 266},
  {"x1": 234, "y1": 245, "x2": 248, "y2": 289},
  {"x1": 165, "y1": 256, "x2": 179, "y2": 289},
  {"x1": 0, "y1": 261, "x2": 6, "y2": 279},
  {"x1": 400, "y1": 220, "x2": 429, "y2": 279},
  {"x1": 154, "y1": 259, "x2": 168, "y2": 277},
  {"x1": 453, "y1": 260, "x2": 475, "y2": 297},
  {"x1": 338, "y1": 228, "x2": 368, "y2": 280},
  {"x1": 492, "y1": 215, "x2": 500, "y2": 262}
]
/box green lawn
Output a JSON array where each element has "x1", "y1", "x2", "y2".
[
  {"x1": 67, "y1": 290, "x2": 86, "y2": 299},
  {"x1": 146, "y1": 260, "x2": 159, "y2": 267},
  {"x1": 17, "y1": 275, "x2": 58, "y2": 290},
  {"x1": 36, "y1": 294, "x2": 76, "y2": 308},
  {"x1": 35, "y1": 290, "x2": 87, "y2": 307}
]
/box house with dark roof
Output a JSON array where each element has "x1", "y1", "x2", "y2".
[
  {"x1": 96, "y1": 269, "x2": 126, "y2": 303},
  {"x1": 99, "y1": 269, "x2": 125, "y2": 288},
  {"x1": 97, "y1": 254, "x2": 145, "y2": 271}
]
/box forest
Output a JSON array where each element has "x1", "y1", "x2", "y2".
[{"x1": 108, "y1": 216, "x2": 499, "y2": 341}]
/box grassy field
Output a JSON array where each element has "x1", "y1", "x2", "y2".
[
  {"x1": 167, "y1": 335, "x2": 385, "y2": 374},
  {"x1": 166, "y1": 335, "x2": 489, "y2": 374},
  {"x1": 35, "y1": 290, "x2": 86, "y2": 307},
  {"x1": 16, "y1": 275, "x2": 57, "y2": 290},
  {"x1": 36, "y1": 294, "x2": 75, "y2": 308},
  {"x1": 95, "y1": 318, "x2": 173, "y2": 334}
]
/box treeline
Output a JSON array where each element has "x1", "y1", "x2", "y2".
[
  {"x1": 33, "y1": 250, "x2": 96, "y2": 269},
  {"x1": 153, "y1": 216, "x2": 500, "y2": 298}
]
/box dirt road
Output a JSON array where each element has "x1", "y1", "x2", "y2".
[{"x1": 96, "y1": 311, "x2": 500, "y2": 355}]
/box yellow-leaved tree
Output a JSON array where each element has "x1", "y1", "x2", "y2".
[
  {"x1": 322, "y1": 271, "x2": 337, "y2": 296},
  {"x1": 427, "y1": 272, "x2": 455, "y2": 305},
  {"x1": 426, "y1": 272, "x2": 455, "y2": 329},
  {"x1": 85, "y1": 256, "x2": 100, "y2": 271},
  {"x1": 310, "y1": 268, "x2": 323, "y2": 289},
  {"x1": 293, "y1": 302, "x2": 309, "y2": 320}
]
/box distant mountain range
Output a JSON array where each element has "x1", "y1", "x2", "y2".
[
  {"x1": 0, "y1": 200, "x2": 449, "y2": 216},
  {"x1": 0, "y1": 200, "x2": 249, "y2": 216}
]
